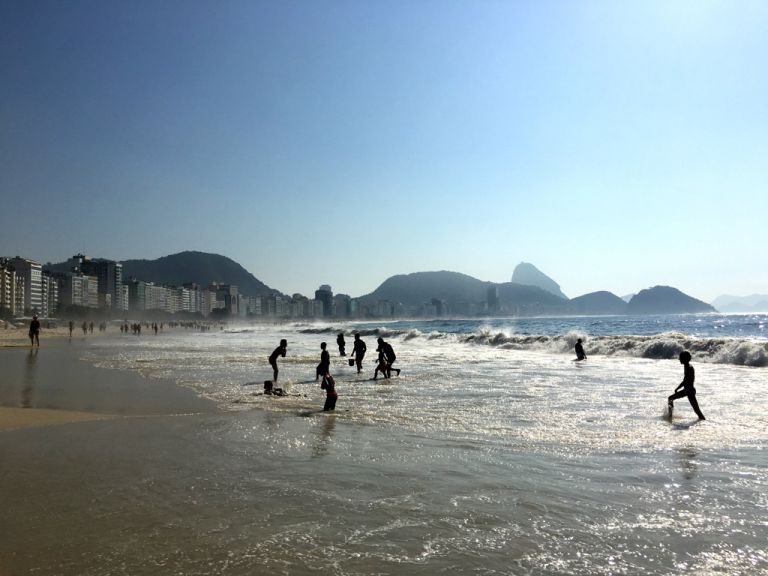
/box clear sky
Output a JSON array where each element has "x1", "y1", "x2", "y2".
[{"x1": 1, "y1": 0, "x2": 766, "y2": 302}]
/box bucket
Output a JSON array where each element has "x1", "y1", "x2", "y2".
[{"x1": 348, "y1": 358, "x2": 355, "y2": 366}]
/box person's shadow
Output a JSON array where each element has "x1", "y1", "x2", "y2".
[{"x1": 22, "y1": 348, "x2": 38, "y2": 408}]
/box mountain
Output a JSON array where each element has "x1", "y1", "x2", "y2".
[
  {"x1": 359, "y1": 271, "x2": 567, "y2": 314},
  {"x1": 121, "y1": 251, "x2": 282, "y2": 297},
  {"x1": 360, "y1": 271, "x2": 487, "y2": 307},
  {"x1": 627, "y1": 286, "x2": 716, "y2": 315},
  {"x1": 712, "y1": 294, "x2": 768, "y2": 313},
  {"x1": 497, "y1": 282, "x2": 567, "y2": 308},
  {"x1": 511, "y1": 262, "x2": 567, "y2": 299},
  {"x1": 568, "y1": 291, "x2": 629, "y2": 315}
]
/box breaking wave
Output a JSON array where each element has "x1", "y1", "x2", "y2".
[{"x1": 405, "y1": 329, "x2": 768, "y2": 367}]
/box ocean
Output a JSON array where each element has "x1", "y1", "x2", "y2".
[{"x1": 78, "y1": 313, "x2": 767, "y2": 574}]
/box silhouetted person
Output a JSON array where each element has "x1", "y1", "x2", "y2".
[
  {"x1": 337, "y1": 333, "x2": 346, "y2": 356},
  {"x1": 668, "y1": 351, "x2": 705, "y2": 420},
  {"x1": 68, "y1": 320, "x2": 74, "y2": 338},
  {"x1": 28, "y1": 315, "x2": 40, "y2": 347},
  {"x1": 377, "y1": 337, "x2": 400, "y2": 378},
  {"x1": 373, "y1": 348, "x2": 389, "y2": 380},
  {"x1": 82, "y1": 321, "x2": 87, "y2": 335},
  {"x1": 351, "y1": 333, "x2": 366, "y2": 374},
  {"x1": 269, "y1": 339, "x2": 288, "y2": 382},
  {"x1": 316, "y1": 342, "x2": 330, "y2": 381},
  {"x1": 574, "y1": 338, "x2": 587, "y2": 361},
  {"x1": 321, "y1": 373, "x2": 338, "y2": 411},
  {"x1": 89, "y1": 321, "x2": 94, "y2": 334}
]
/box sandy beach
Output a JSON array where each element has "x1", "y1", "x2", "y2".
[{"x1": 0, "y1": 338, "x2": 223, "y2": 574}]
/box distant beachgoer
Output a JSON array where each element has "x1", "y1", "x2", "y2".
[
  {"x1": 377, "y1": 337, "x2": 400, "y2": 378},
  {"x1": 68, "y1": 320, "x2": 74, "y2": 338},
  {"x1": 81, "y1": 321, "x2": 87, "y2": 335},
  {"x1": 321, "y1": 373, "x2": 338, "y2": 411},
  {"x1": 351, "y1": 333, "x2": 367, "y2": 374},
  {"x1": 316, "y1": 342, "x2": 330, "y2": 381},
  {"x1": 89, "y1": 321, "x2": 94, "y2": 334},
  {"x1": 668, "y1": 351, "x2": 706, "y2": 420},
  {"x1": 28, "y1": 315, "x2": 40, "y2": 347},
  {"x1": 337, "y1": 333, "x2": 346, "y2": 356},
  {"x1": 574, "y1": 338, "x2": 587, "y2": 361},
  {"x1": 268, "y1": 339, "x2": 288, "y2": 382}
]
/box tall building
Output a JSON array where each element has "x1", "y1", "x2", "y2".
[
  {"x1": 11, "y1": 257, "x2": 42, "y2": 315},
  {"x1": 55, "y1": 272, "x2": 99, "y2": 309},
  {"x1": 315, "y1": 284, "x2": 333, "y2": 317},
  {"x1": 1, "y1": 258, "x2": 23, "y2": 316},
  {"x1": 70, "y1": 255, "x2": 125, "y2": 311}
]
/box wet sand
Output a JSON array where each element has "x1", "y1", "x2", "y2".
[{"x1": 0, "y1": 340, "x2": 225, "y2": 574}]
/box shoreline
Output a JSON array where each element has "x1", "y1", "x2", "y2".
[{"x1": 0, "y1": 338, "x2": 217, "y2": 431}]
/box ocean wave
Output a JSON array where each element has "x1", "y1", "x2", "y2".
[{"x1": 394, "y1": 328, "x2": 767, "y2": 367}]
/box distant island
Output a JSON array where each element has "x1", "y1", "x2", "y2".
[{"x1": 35, "y1": 251, "x2": 726, "y2": 319}]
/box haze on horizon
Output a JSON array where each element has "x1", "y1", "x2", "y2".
[{"x1": 1, "y1": 1, "x2": 766, "y2": 302}]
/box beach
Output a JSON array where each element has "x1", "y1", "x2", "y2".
[{"x1": 1, "y1": 320, "x2": 767, "y2": 575}]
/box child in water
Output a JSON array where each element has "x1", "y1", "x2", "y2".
[
  {"x1": 668, "y1": 350, "x2": 706, "y2": 420},
  {"x1": 321, "y1": 373, "x2": 337, "y2": 411}
]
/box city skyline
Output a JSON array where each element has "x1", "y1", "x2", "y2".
[{"x1": 2, "y1": 1, "x2": 766, "y2": 302}]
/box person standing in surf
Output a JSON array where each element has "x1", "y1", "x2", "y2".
[
  {"x1": 377, "y1": 337, "x2": 400, "y2": 378},
  {"x1": 574, "y1": 338, "x2": 587, "y2": 361},
  {"x1": 321, "y1": 372, "x2": 338, "y2": 412},
  {"x1": 668, "y1": 351, "x2": 706, "y2": 420},
  {"x1": 268, "y1": 339, "x2": 287, "y2": 383},
  {"x1": 337, "y1": 333, "x2": 346, "y2": 356},
  {"x1": 316, "y1": 342, "x2": 330, "y2": 381},
  {"x1": 351, "y1": 333, "x2": 366, "y2": 374}
]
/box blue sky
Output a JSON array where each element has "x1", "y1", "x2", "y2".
[{"x1": 1, "y1": 0, "x2": 766, "y2": 301}]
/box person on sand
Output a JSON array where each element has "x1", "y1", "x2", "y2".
[
  {"x1": 321, "y1": 372, "x2": 338, "y2": 412},
  {"x1": 574, "y1": 338, "x2": 587, "y2": 361},
  {"x1": 337, "y1": 333, "x2": 346, "y2": 356},
  {"x1": 28, "y1": 315, "x2": 40, "y2": 347},
  {"x1": 377, "y1": 337, "x2": 400, "y2": 378},
  {"x1": 668, "y1": 351, "x2": 706, "y2": 420},
  {"x1": 68, "y1": 320, "x2": 74, "y2": 338},
  {"x1": 268, "y1": 339, "x2": 287, "y2": 382},
  {"x1": 351, "y1": 333, "x2": 367, "y2": 374},
  {"x1": 316, "y1": 342, "x2": 330, "y2": 382}
]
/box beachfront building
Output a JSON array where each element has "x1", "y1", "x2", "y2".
[
  {"x1": 10, "y1": 257, "x2": 43, "y2": 315},
  {"x1": 40, "y1": 270, "x2": 59, "y2": 318},
  {"x1": 333, "y1": 293, "x2": 352, "y2": 318},
  {"x1": 0, "y1": 258, "x2": 24, "y2": 316},
  {"x1": 70, "y1": 255, "x2": 126, "y2": 312},
  {"x1": 315, "y1": 285, "x2": 333, "y2": 317},
  {"x1": 55, "y1": 272, "x2": 100, "y2": 309}
]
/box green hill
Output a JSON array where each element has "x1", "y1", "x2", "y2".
[
  {"x1": 627, "y1": 286, "x2": 716, "y2": 315},
  {"x1": 121, "y1": 251, "x2": 281, "y2": 297}
]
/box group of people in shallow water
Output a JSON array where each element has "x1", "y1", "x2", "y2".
[
  {"x1": 265, "y1": 333, "x2": 401, "y2": 412},
  {"x1": 573, "y1": 338, "x2": 705, "y2": 421}
]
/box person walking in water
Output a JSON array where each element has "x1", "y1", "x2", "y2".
[
  {"x1": 68, "y1": 320, "x2": 74, "y2": 338},
  {"x1": 268, "y1": 339, "x2": 287, "y2": 383},
  {"x1": 373, "y1": 347, "x2": 389, "y2": 380},
  {"x1": 321, "y1": 372, "x2": 338, "y2": 412},
  {"x1": 377, "y1": 337, "x2": 400, "y2": 378},
  {"x1": 316, "y1": 342, "x2": 331, "y2": 382},
  {"x1": 351, "y1": 333, "x2": 366, "y2": 374},
  {"x1": 337, "y1": 333, "x2": 346, "y2": 356},
  {"x1": 574, "y1": 338, "x2": 587, "y2": 361},
  {"x1": 28, "y1": 315, "x2": 40, "y2": 347},
  {"x1": 668, "y1": 351, "x2": 706, "y2": 420}
]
